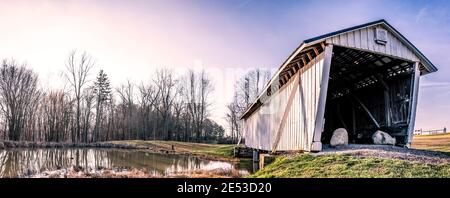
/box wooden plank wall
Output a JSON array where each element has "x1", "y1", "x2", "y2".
[
  {"x1": 325, "y1": 25, "x2": 419, "y2": 62},
  {"x1": 244, "y1": 53, "x2": 324, "y2": 151}
]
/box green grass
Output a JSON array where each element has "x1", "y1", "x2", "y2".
[
  {"x1": 108, "y1": 140, "x2": 235, "y2": 158},
  {"x1": 249, "y1": 154, "x2": 450, "y2": 178}
]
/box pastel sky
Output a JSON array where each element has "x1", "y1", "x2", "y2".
[{"x1": 0, "y1": 0, "x2": 449, "y2": 131}]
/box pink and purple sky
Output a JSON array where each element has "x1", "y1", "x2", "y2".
[{"x1": 0, "y1": 0, "x2": 449, "y2": 131}]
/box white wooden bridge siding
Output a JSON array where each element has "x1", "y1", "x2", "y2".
[
  {"x1": 325, "y1": 24, "x2": 420, "y2": 62},
  {"x1": 244, "y1": 53, "x2": 324, "y2": 151}
]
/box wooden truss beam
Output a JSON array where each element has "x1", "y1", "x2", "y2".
[
  {"x1": 271, "y1": 72, "x2": 301, "y2": 153},
  {"x1": 352, "y1": 95, "x2": 381, "y2": 129}
]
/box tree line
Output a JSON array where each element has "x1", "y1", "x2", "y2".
[
  {"x1": 226, "y1": 69, "x2": 272, "y2": 143},
  {"x1": 0, "y1": 51, "x2": 226, "y2": 143}
]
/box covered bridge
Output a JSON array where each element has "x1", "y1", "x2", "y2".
[{"x1": 240, "y1": 19, "x2": 437, "y2": 152}]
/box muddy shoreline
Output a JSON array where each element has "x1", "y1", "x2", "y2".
[{"x1": 22, "y1": 166, "x2": 245, "y2": 178}]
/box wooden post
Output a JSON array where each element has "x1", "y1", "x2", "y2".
[
  {"x1": 311, "y1": 44, "x2": 333, "y2": 152},
  {"x1": 352, "y1": 99, "x2": 356, "y2": 135},
  {"x1": 384, "y1": 90, "x2": 391, "y2": 127},
  {"x1": 252, "y1": 149, "x2": 259, "y2": 162},
  {"x1": 406, "y1": 62, "x2": 420, "y2": 147}
]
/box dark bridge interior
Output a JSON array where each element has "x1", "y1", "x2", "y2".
[{"x1": 322, "y1": 46, "x2": 416, "y2": 146}]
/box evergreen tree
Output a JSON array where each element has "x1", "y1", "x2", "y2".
[{"x1": 93, "y1": 70, "x2": 112, "y2": 142}]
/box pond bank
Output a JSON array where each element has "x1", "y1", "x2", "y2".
[
  {"x1": 28, "y1": 166, "x2": 244, "y2": 178},
  {"x1": 0, "y1": 140, "x2": 239, "y2": 162}
]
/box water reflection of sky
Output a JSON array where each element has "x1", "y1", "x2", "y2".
[{"x1": 0, "y1": 148, "x2": 250, "y2": 177}]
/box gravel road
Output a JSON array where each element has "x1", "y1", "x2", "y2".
[{"x1": 313, "y1": 144, "x2": 450, "y2": 164}]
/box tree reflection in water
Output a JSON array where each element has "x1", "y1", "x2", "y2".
[{"x1": 0, "y1": 149, "x2": 250, "y2": 177}]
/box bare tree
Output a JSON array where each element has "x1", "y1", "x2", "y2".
[
  {"x1": 227, "y1": 69, "x2": 271, "y2": 143},
  {"x1": 153, "y1": 69, "x2": 177, "y2": 140},
  {"x1": 138, "y1": 82, "x2": 159, "y2": 140},
  {"x1": 0, "y1": 59, "x2": 42, "y2": 141},
  {"x1": 183, "y1": 69, "x2": 213, "y2": 142},
  {"x1": 64, "y1": 50, "x2": 94, "y2": 143},
  {"x1": 116, "y1": 80, "x2": 135, "y2": 140},
  {"x1": 226, "y1": 94, "x2": 243, "y2": 142},
  {"x1": 81, "y1": 87, "x2": 95, "y2": 142},
  {"x1": 38, "y1": 90, "x2": 73, "y2": 142}
]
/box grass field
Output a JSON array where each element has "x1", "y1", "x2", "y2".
[
  {"x1": 412, "y1": 133, "x2": 450, "y2": 154},
  {"x1": 108, "y1": 140, "x2": 235, "y2": 160},
  {"x1": 250, "y1": 133, "x2": 450, "y2": 178},
  {"x1": 249, "y1": 154, "x2": 450, "y2": 178}
]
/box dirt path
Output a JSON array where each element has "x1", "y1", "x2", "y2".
[{"x1": 314, "y1": 144, "x2": 450, "y2": 164}]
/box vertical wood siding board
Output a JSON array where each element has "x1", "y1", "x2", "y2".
[
  {"x1": 307, "y1": 64, "x2": 311, "y2": 143},
  {"x1": 403, "y1": 41, "x2": 408, "y2": 60},
  {"x1": 314, "y1": 57, "x2": 318, "y2": 136},
  {"x1": 395, "y1": 37, "x2": 401, "y2": 58},
  {"x1": 386, "y1": 31, "x2": 392, "y2": 55},
  {"x1": 308, "y1": 74, "x2": 312, "y2": 150},
  {"x1": 391, "y1": 36, "x2": 397, "y2": 57},
  {"x1": 366, "y1": 27, "x2": 371, "y2": 51},
  {"x1": 298, "y1": 89, "x2": 301, "y2": 149},
  {"x1": 307, "y1": 62, "x2": 311, "y2": 147},
  {"x1": 298, "y1": 76, "x2": 304, "y2": 147},
  {"x1": 295, "y1": 90, "x2": 299, "y2": 149},
  {"x1": 360, "y1": 28, "x2": 367, "y2": 49},
  {"x1": 386, "y1": 30, "x2": 391, "y2": 55},
  {"x1": 306, "y1": 64, "x2": 310, "y2": 149},
  {"x1": 402, "y1": 40, "x2": 408, "y2": 59},
  {"x1": 367, "y1": 28, "x2": 377, "y2": 52},
  {"x1": 408, "y1": 50, "x2": 413, "y2": 61},
  {"x1": 305, "y1": 67, "x2": 310, "y2": 148},
  {"x1": 391, "y1": 34, "x2": 397, "y2": 57},
  {"x1": 302, "y1": 67, "x2": 307, "y2": 149},
  {"x1": 292, "y1": 91, "x2": 296, "y2": 149},
  {"x1": 268, "y1": 109, "x2": 271, "y2": 149},
  {"x1": 287, "y1": 84, "x2": 291, "y2": 149},
  {"x1": 355, "y1": 29, "x2": 361, "y2": 48},
  {"x1": 368, "y1": 27, "x2": 373, "y2": 51},
  {"x1": 340, "y1": 34, "x2": 347, "y2": 46},
  {"x1": 348, "y1": 31, "x2": 354, "y2": 47},
  {"x1": 399, "y1": 39, "x2": 404, "y2": 59},
  {"x1": 332, "y1": 35, "x2": 338, "y2": 45},
  {"x1": 292, "y1": 82, "x2": 295, "y2": 149},
  {"x1": 249, "y1": 121, "x2": 251, "y2": 148}
]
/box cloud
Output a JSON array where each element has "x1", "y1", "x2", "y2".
[{"x1": 415, "y1": 7, "x2": 428, "y2": 23}]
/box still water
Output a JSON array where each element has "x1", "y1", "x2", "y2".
[{"x1": 0, "y1": 148, "x2": 252, "y2": 177}]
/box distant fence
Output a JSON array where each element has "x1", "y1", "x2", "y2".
[{"x1": 414, "y1": 127, "x2": 447, "y2": 135}]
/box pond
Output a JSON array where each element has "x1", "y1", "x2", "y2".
[{"x1": 0, "y1": 148, "x2": 252, "y2": 178}]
